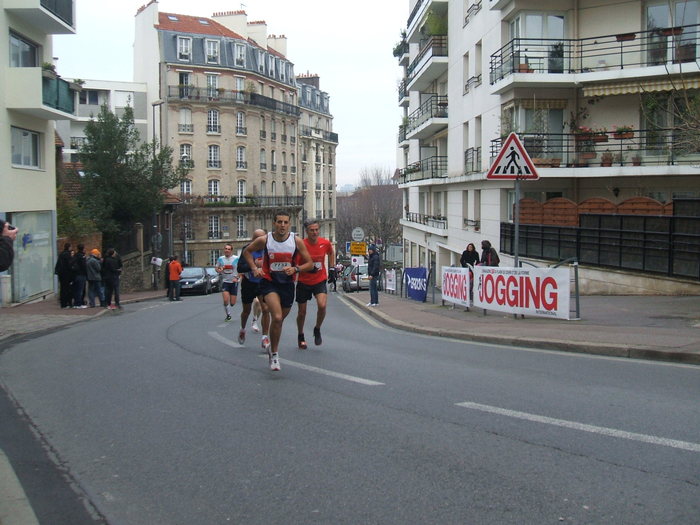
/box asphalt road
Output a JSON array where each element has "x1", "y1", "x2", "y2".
[{"x1": 1, "y1": 293, "x2": 699, "y2": 524}]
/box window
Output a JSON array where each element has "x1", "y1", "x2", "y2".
[
  {"x1": 207, "y1": 109, "x2": 220, "y2": 133},
  {"x1": 209, "y1": 250, "x2": 221, "y2": 266},
  {"x1": 11, "y1": 127, "x2": 40, "y2": 168},
  {"x1": 208, "y1": 179, "x2": 220, "y2": 196},
  {"x1": 208, "y1": 145, "x2": 221, "y2": 168},
  {"x1": 180, "y1": 179, "x2": 192, "y2": 195},
  {"x1": 208, "y1": 216, "x2": 221, "y2": 239},
  {"x1": 237, "y1": 180, "x2": 246, "y2": 203},
  {"x1": 179, "y1": 108, "x2": 193, "y2": 133},
  {"x1": 206, "y1": 40, "x2": 220, "y2": 63},
  {"x1": 10, "y1": 33, "x2": 38, "y2": 67},
  {"x1": 271, "y1": 181, "x2": 276, "y2": 196},
  {"x1": 236, "y1": 112, "x2": 246, "y2": 135},
  {"x1": 235, "y1": 44, "x2": 246, "y2": 66},
  {"x1": 260, "y1": 181, "x2": 266, "y2": 195},
  {"x1": 271, "y1": 150, "x2": 277, "y2": 171},
  {"x1": 268, "y1": 55, "x2": 276, "y2": 76},
  {"x1": 236, "y1": 146, "x2": 247, "y2": 169},
  {"x1": 647, "y1": 1, "x2": 699, "y2": 64},
  {"x1": 260, "y1": 148, "x2": 267, "y2": 170},
  {"x1": 79, "y1": 90, "x2": 99, "y2": 105},
  {"x1": 206, "y1": 74, "x2": 218, "y2": 98},
  {"x1": 183, "y1": 217, "x2": 193, "y2": 240},
  {"x1": 235, "y1": 76, "x2": 245, "y2": 101},
  {"x1": 180, "y1": 144, "x2": 192, "y2": 167},
  {"x1": 237, "y1": 215, "x2": 246, "y2": 238},
  {"x1": 177, "y1": 36, "x2": 192, "y2": 60}
]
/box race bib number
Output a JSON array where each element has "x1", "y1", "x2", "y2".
[{"x1": 270, "y1": 261, "x2": 291, "y2": 272}]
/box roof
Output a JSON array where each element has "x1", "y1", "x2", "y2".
[{"x1": 157, "y1": 12, "x2": 245, "y2": 40}]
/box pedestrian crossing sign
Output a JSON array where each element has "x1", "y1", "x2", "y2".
[{"x1": 486, "y1": 132, "x2": 539, "y2": 180}]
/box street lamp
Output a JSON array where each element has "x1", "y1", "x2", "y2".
[
  {"x1": 301, "y1": 186, "x2": 308, "y2": 238},
  {"x1": 151, "y1": 100, "x2": 164, "y2": 143}
]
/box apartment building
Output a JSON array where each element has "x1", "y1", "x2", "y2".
[
  {"x1": 56, "y1": 79, "x2": 149, "y2": 164},
  {"x1": 1, "y1": 0, "x2": 78, "y2": 305},
  {"x1": 398, "y1": 0, "x2": 700, "y2": 291},
  {"x1": 134, "y1": 1, "x2": 337, "y2": 266}
]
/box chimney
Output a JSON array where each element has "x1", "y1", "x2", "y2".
[
  {"x1": 267, "y1": 34, "x2": 287, "y2": 57},
  {"x1": 211, "y1": 10, "x2": 248, "y2": 38},
  {"x1": 297, "y1": 72, "x2": 320, "y2": 90},
  {"x1": 247, "y1": 20, "x2": 268, "y2": 48}
]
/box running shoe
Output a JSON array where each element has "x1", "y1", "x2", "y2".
[
  {"x1": 261, "y1": 335, "x2": 271, "y2": 352},
  {"x1": 366, "y1": 302, "x2": 373, "y2": 307},
  {"x1": 313, "y1": 327, "x2": 322, "y2": 346},
  {"x1": 270, "y1": 353, "x2": 281, "y2": 371},
  {"x1": 238, "y1": 329, "x2": 246, "y2": 345},
  {"x1": 298, "y1": 333, "x2": 307, "y2": 350},
  {"x1": 225, "y1": 314, "x2": 232, "y2": 322},
  {"x1": 252, "y1": 319, "x2": 260, "y2": 333}
]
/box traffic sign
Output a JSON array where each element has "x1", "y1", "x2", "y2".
[
  {"x1": 350, "y1": 241, "x2": 367, "y2": 255},
  {"x1": 487, "y1": 132, "x2": 539, "y2": 180},
  {"x1": 351, "y1": 227, "x2": 365, "y2": 241}
]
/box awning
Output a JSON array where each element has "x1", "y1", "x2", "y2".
[{"x1": 583, "y1": 77, "x2": 700, "y2": 97}]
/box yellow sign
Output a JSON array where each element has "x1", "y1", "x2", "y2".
[{"x1": 350, "y1": 241, "x2": 367, "y2": 255}]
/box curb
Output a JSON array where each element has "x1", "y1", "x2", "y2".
[
  {"x1": 0, "y1": 449, "x2": 39, "y2": 525},
  {"x1": 338, "y1": 294, "x2": 700, "y2": 365}
]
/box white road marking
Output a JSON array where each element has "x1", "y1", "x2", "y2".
[
  {"x1": 207, "y1": 331, "x2": 384, "y2": 385},
  {"x1": 456, "y1": 401, "x2": 700, "y2": 452},
  {"x1": 260, "y1": 356, "x2": 385, "y2": 385},
  {"x1": 208, "y1": 331, "x2": 242, "y2": 348}
]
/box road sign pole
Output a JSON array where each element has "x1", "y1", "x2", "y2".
[{"x1": 514, "y1": 177, "x2": 520, "y2": 268}]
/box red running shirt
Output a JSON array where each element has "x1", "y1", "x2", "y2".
[{"x1": 297, "y1": 237, "x2": 333, "y2": 285}]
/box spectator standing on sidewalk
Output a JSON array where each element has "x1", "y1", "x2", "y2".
[
  {"x1": 168, "y1": 255, "x2": 183, "y2": 301},
  {"x1": 479, "y1": 240, "x2": 500, "y2": 267},
  {"x1": 86, "y1": 249, "x2": 105, "y2": 307},
  {"x1": 71, "y1": 244, "x2": 88, "y2": 308},
  {"x1": 295, "y1": 219, "x2": 335, "y2": 348},
  {"x1": 367, "y1": 244, "x2": 381, "y2": 307},
  {"x1": 0, "y1": 220, "x2": 18, "y2": 272},
  {"x1": 460, "y1": 243, "x2": 480, "y2": 268},
  {"x1": 103, "y1": 248, "x2": 124, "y2": 309},
  {"x1": 54, "y1": 242, "x2": 73, "y2": 308}
]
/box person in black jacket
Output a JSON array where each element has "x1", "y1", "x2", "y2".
[
  {"x1": 54, "y1": 242, "x2": 73, "y2": 308},
  {"x1": 103, "y1": 248, "x2": 123, "y2": 309},
  {"x1": 71, "y1": 244, "x2": 88, "y2": 308},
  {"x1": 479, "y1": 240, "x2": 500, "y2": 267},
  {"x1": 0, "y1": 220, "x2": 18, "y2": 273},
  {"x1": 460, "y1": 243, "x2": 480, "y2": 268},
  {"x1": 366, "y1": 244, "x2": 381, "y2": 307}
]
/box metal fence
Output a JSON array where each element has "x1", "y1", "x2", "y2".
[{"x1": 500, "y1": 213, "x2": 700, "y2": 280}]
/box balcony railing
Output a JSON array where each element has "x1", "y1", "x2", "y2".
[
  {"x1": 405, "y1": 212, "x2": 447, "y2": 229},
  {"x1": 489, "y1": 129, "x2": 700, "y2": 168},
  {"x1": 490, "y1": 24, "x2": 700, "y2": 83},
  {"x1": 406, "y1": 94, "x2": 448, "y2": 134},
  {"x1": 207, "y1": 160, "x2": 221, "y2": 169},
  {"x1": 299, "y1": 126, "x2": 339, "y2": 143},
  {"x1": 181, "y1": 194, "x2": 305, "y2": 208},
  {"x1": 236, "y1": 161, "x2": 248, "y2": 169},
  {"x1": 260, "y1": 130, "x2": 267, "y2": 139},
  {"x1": 207, "y1": 124, "x2": 221, "y2": 134},
  {"x1": 69, "y1": 136, "x2": 87, "y2": 149},
  {"x1": 166, "y1": 86, "x2": 300, "y2": 117},
  {"x1": 178, "y1": 123, "x2": 194, "y2": 133},
  {"x1": 208, "y1": 231, "x2": 222, "y2": 239},
  {"x1": 398, "y1": 156, "x2": 448, "y2": 183},
  {"x1": 236, "y1": 126, "x2": 247, "y2": 135},
  {"x1": 42, "y1": 75, "x2": 76, "y2": 114},
  {"x1": 406, "y1": 36, "x2": 448, "y2": 84},
  {"x1": 464, "y1": 147, "x2": 482, "y2": 174},
  {"x1": 41, "y1": 0, "x2": 74, "y2": 27},
  {"x1": 464, "y1": 0, "x2": 482, "y2": 26},
  {"x1": 464, "y1": 74, "x2": 482, "y2": 93}
]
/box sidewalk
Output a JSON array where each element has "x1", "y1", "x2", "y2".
[{"x1": 339, "y1": 291, "x2": 700, "y2": 365}]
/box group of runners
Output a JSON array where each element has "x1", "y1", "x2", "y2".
[{"x1": 215, "y1": 209, "x2": 334, "y2": 372}]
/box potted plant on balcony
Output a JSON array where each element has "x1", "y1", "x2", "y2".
[
  {"x1": 42, "y1": 62, "x2": 57, "y2": 78},
  {"x1": 631, "y1": 154, "x2": 642, "y2": 166},
  {"x1": 600, "y1": 150, "x2": 614, "y2": 167},
  {"x1": 548, "y1": 41, "x2": 564, "y2": 73},
  {"x1": 612, "y1": 125, "x2": 634, "y2": 139}
]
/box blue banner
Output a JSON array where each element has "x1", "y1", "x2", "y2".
[{"x1": 404, "y1": 267, "x2": 428, "y2": 302}]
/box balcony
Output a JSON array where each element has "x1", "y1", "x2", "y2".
[
  {"x1": 207, "y1": 124, "x2": 221, "y2": 134},
  {"x1": 405, "y1": 212, "x2": 447, "y2": 229},
  {"x1": 236, "y1": 161, "x2": 248, "y2": 170},
  {"x1": 489, "y1": 129, "x2": 700, "y2": 168},
  {"x1": 181, "y1": 194, "x2": 304, "y2": 208},
  {"x1": 464, "y1": 74, "x2": 482, "y2": 94},
  {"x1": 464, "y1": 147, "x2": 482, "y2": 174},
  {"x1": 489, "y1": 24, "x2": 700, "y2": 86},
  {"x1": 406, "y1": 36, "x2": 448, "y2": 91},
  {"x1": 236, "y1": 126, "x2": 247, "y2": 135},
  {"x1": 178, "y1": 123, "x2": 194, "y2": 133},
  {"x1": 407, "y1": 0, "x2": 447, "y2": 42},
  {"x1": 260, "y1": 130, "x2": 267, "y2": 139},
  {"x1": 299, "y1": 126, "x2": 339, "y2": 143},
  {"x1": 464, "y1": 0, "x2": 482, "y2": 26},
  {"x1": 398, "y1": 156, "x2": 448, "y2": 183},
  {"x1": 5, "y1": 0, "x2": 75, "y2": 34},
  {"x1": 5, "y1": 67, "x2": 77, "y2": 120},
  {"x1": 166, "y1": 86, "x2": 300, "y2": 117},
  {"x1": 398, "y1": 79, "x2": 409, "y2": 106},
  {"x1": 406, "y1": 95, "x2": 447, "y2": 140},
  {"x1": 207, "y1": 160, "x2": 221, "y2": 169}
]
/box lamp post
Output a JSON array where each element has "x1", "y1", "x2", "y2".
[
  {"x1": 301, "y1": 186, "x2": 308, "y2": 238},
  {"x1": 150, "y1": 100, "x2": 164, "y2": 290}
]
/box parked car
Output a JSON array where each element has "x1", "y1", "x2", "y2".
[
  {"x1": 179, "y1": 266, "x2": 212, "y2": 295},
  {"x1": 341, "y1": 264, "x2": 371, "y2": 292},
  {"x1": 204, "y1": 266, "x2": 222, "y2": 293}
]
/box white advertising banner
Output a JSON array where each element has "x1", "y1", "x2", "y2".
[
  {"x1": 385, "y1": 269, "x2": 397, "y2": 292},
  {"x1": 473, "y1": 266, "x2": 571, "y2": 320},
  {"x1": 441, "y1": 267, "x2": 471, "y2": 307}
]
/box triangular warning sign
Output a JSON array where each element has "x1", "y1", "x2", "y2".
[{"x1": 487, "y1": 132, "x2": 539, "y2": 180}]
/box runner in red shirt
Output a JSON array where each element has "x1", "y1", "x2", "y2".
[{"x1": 295, "y1": 219, "x2": 335, "y2": 348}]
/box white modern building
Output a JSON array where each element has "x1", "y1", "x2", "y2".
[
  {"x1": 397, "y1": 0, "x2": 700, "y2": 293},
  {"x1": 1, "y1": 0, "x2": 78, "y2": 305}
]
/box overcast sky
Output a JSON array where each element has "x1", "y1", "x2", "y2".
[{"x1": 53, "y1": 0, "x2": 407, "y2": 188}]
